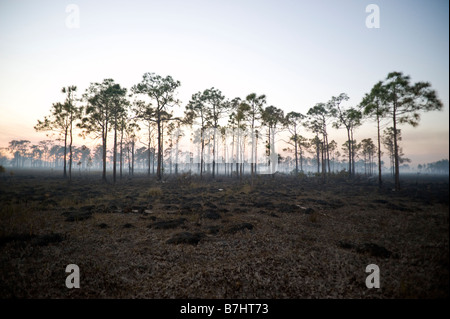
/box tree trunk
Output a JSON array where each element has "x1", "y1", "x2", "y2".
[
  {"x1": 255, "y1": 131, "x2": 258, "y2": 175},
  {"x1": 161, "y1": 122, "x2": 165, "y2": 179},
  {"x1": 346, "y1": 128, "x2": 352, "y2": 175},
  {"x1": 299, "y1": 142, "x2": 303, "y2": 172},
  {"x1": 63, "y1": 128, "x2": 68, "y2": 178},
  {"x1": 376, "y1": 115, "x2": 382, "y2": 187},
  {"x1": 102, "y1": 138, "x2": 107, "y2": 182},
  {"x1": 127, "y1": 145, "x2": 131, "y2": 176},
  {"x1": 212, "y1": 127, "x2": 216, "y2": 179},
  {"x1": 321, "y1": 141, "x2": 325, "y2": 176},
  {"x1": 393, "y1": 110, "x2": 400, "y2": 190},
  {"x1": 147, "y1": 140, "x2": 154, "y2": 176},
  {"x1": 102, "y1": 124, "x2": 107, "y2": 182},
  {"x1": 201, "y1": 129, "x2": 205, "y2": 178},
  {"x1": 230, "y1": 131, "x2": 235, "y2": 177},
  {"x1": 169, "y1": 148, "x2": 172, "y2": 175},
  {"x1": 175, "y1": 139, "x2": 179, "y2": 175},
  {"x1": 236, "y1": 127, "x2": 240, "y2": 179},
  {"x1": 326, "y1": 136, "x2": 330, "y2": 174},
  {"x1": 351, "y1": 129, "x2": 355, "y2": 175},
  {"x1": 113, "y1": 122, "x2": 117, "y2": 183},
  {"x1": 251, "y1": 125, "x2": 255, "y2": 177},
  {"x1": 69, "y1": 118, "x2": 73, "y2": 181},
  {"x1": 157, "y1": 112, "x2": 162, "y2": 181},
  {"x1": 120, "y1": 125, "x2": 123, "y2": 180},
  {"x1": 316, "y1": 139, "x2": 320, "y2": 174},
  {"x1": 131, "y1": 140, "x2": 135, "y2": 176},
  {"x1": 294, "y1": 135, "x2": 299, "y2": 173},
  {"x1": 323, "y1": 120, "x2": 330, "y2": 174}
]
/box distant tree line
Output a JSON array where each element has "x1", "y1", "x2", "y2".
[
  {"x1": 418, "y1": 159, "x2": 449, "y2": 174},
  {"x1": 1, "y1": 139, "x2": 393, "y2": 174},
  {"x1": 1, "y1": 71, "x2": 443, "y2": 189}
]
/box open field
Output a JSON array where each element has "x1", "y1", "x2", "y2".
[{"x1": 0, "y1": 170, "x2": 448, "y2": 298}]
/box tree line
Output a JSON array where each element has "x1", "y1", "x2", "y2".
[{"x1": 2, "y1": 71, "x2": 443, "y2": 189}]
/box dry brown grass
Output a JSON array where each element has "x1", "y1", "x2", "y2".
[
  {"x1": 0, "y1": 172, "x2": 448, "y2": 299},
  {"x1": 147, "y1": 187, "x2": 163, "y2": 198}
]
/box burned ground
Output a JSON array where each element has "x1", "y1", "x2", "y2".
[{"x1": 0, "y1": 171, "x2": 448, "y2": 298}]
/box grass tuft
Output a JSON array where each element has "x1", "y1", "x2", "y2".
[{"x1": 148, "y1": 187, "x2": 163, "y2": 197}]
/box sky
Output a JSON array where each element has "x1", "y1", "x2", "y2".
[{"x1": 0, "y1": 0, "x2": 448, "y2": 166}]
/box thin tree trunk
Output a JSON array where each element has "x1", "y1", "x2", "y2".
[
  {"x1": 223, "y1": 138, "x2": 227, "y2": 176},
  {"x1": 201, "y1": 129, "x2": 205, "y2": 178},
  {"x1": 151, "y1": 149, "x2": 155, "y2": 175},
  {"x1": 102, "y1": 124, "x2": 107, "y2": 182},
  {"x1": 212, "y1": 127, "x2": 216, "y2": 179},
  {"x1": 294, "y1": 135, "x2": 299, "y2": 173},
  {"x1": 321, "y1": 141, "x2": 325, "y2": 176},
  {"x1": 69, "y1": 122, "x2": 73, "y2": 181},
  {"x1": 157, "y1": 111, "x2": 162, "y2": 181},
  {"x1": 161, "y1": 122, "x2": 165, "y2": 179},
  {"x1": 131, "y1": 140, "x2": 135, "y2": 176},
  {"x1": 147, "y1": 140, "x2": 154, "y2": 176},
  {"x1": 127, "y1": 146, "x2": 131, "y2": 176},
  {"x1": 351, "y1": 129, "x2": 355, "y2": 175},
  {"x1": 377, "y1": 115, "x2": 382, "y2": 187},
  {"x1": 249, "y1": 128, "x2": 254, "y2": 185},
  {"x1": 120, "y1": 124, "x2": 123, "y2": 180},
  {"x1": 113, "y1": 122, "x2": 117, "y2": 183},
  {"x1": 255, "y1": 132, "x2": 258, "y2": 175},
  {"x1": 63, "y1": 128, "x2": 68, "y2": 178},
  {"x1": 326, "y1": 135, "x2": 330, "y2": 174},
  {"x1": 316, "y1": 139, "x2": 320, "y2": 174},
  {"x1": 102, "y1": 138, "x2": 107, "y2": 182},
  {"x1": 393, "y1": 110, "x2": 400, "y2": 190},
  {"x1": 346, "y1": 128, "x2": 352, "y2": 175},
  {"x1": 236, "y1": 127, "x2": 240, "y2": 178},
  {"x1": 175, "y1": 138, "x2": 179, "y2": 175},
  {"x1": 232, "y1": 135, "x2": 235, "y2": 176},
  {"x1": 299, "y1": 142, "x2": 303, "y2": 172}
]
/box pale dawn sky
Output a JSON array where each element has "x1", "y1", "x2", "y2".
[{"x1": 0, "y1": 0, "x2": 448, "y2": 165}]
